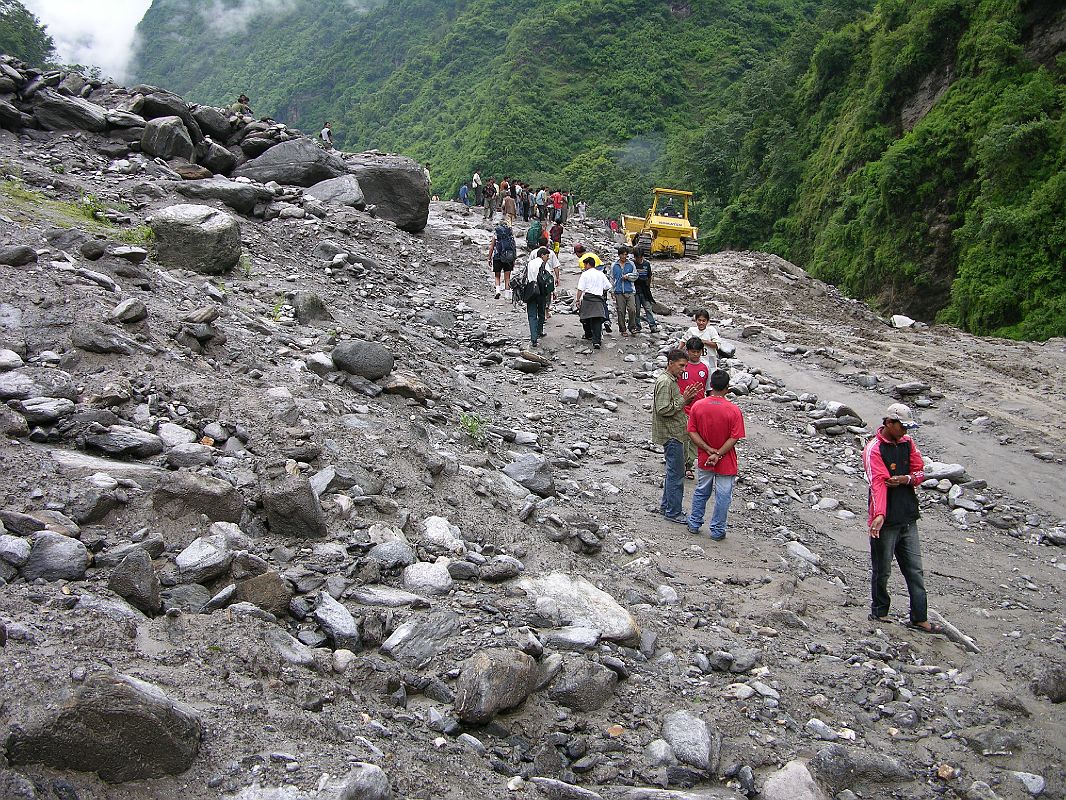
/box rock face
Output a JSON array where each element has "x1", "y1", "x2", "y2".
[
  {"x1": 304, "y1": 175, "x2": 366, "y2": 209},
  {"x1": 331, "y1": 340, "x2": 395, "y2": 380},
  {"x1": 517, "y1": 573, "x2": 640, "y2": 643},
  {"x1": 32, "y1": 89, "x2": 108, "y2": 132},
  {"x1": 233, "y1": 138, "x2": 348, "y2": 187},
  {"x1": 150, "y1": 204, "x2": 242, "y2": 275},
  {"x1": 346, "y1": 153, "x2": 430, "y2": 233},
  {"x1": 141, "y1": 116, "x2": 195, "y2": 161},
  {"x1": 167, "y1": 177, "x2": 273, "y2": 214},
  {"x1": 5, "y1": 670, "x2": 202, "y2": 783},
  {"x1": 453, "y1": 648, "x2": 538, "y2": 724}
]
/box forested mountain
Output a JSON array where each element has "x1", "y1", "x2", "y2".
[{"x1": 131, "y1": 0, "x2": 1064, "y2": 339}]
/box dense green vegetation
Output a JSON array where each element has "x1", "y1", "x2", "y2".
[
  {"x1": 0, "y1": 0, "x2": 55, "y2": 65},
  {"x1": 132, "y1": 0, "x2": 1065, "y2": 339}
]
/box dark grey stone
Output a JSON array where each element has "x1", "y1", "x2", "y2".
[
  {"x1": 503, "y1": 454, "x2": 556, "y2": 497},
  {"x1": 547, "y1": 658, "x2": 618, "y2": 711},
  {"x1": 141, "y1": 116, "x2": 194, "y2": 162},
  {"x1": 453, "y1": 647, "x2": 538, "y2": 724},
  {"x1": 233, "y1": 138, "x2": 348, "y2": 187},
  {"x1": 107, "y1": 549, "x2": 160, "y2": 615},
  {"x1": 380, "y1": 611, "x2": 462, "y2": 669},
  {"x1": 304, "y1": 174, "x2": 365, "y2": 209},
  {"x1": 807, "y1": 743, "x2": 910, "y2": 794},
  {"x1": 5, "y1": 670, "x2": 202, "y2": 782},
  {"x1": 261, "y1": 475, "x2": 327, "y2": 538},
  {"x1": 191, "y1": 106, "x2": 231, "y2": 140},
  {"x1": 166, "y1": 177, "x2": 272, "y2": 215},
  {"x1": 152, "y1": 471, "x2": 244, "y2": 522},
  {"x1": 32, "y1": 89, "x2": 107, "y2": 132},
  {"x1": 21, "y1": 532, "x2": 90, "y2": 581},
  {"x1": 331, "y1": 340, "x2": 395, "y2": 380},
  {"x1": 291, "y1": 291, "x2": 331, "y2": 324},
  {"x1": 0, "y1": 246, "x2": 37, "y2": 267},
  {"x1": 85, "y1": 425, "x2": 164, "y2": 458},
  {"x1": 346, "y1": 153, "x2": 429, "y2": 233}
]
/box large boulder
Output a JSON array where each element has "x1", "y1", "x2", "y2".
[
  {"x1": 0, "y1": 368, "x2": 78, "y2": 401},
  {"x1": 346, "y1": 153, "x2": 429, "y2": 233},
  {"x1": 261, "y1": 475, "x2": 327, "y2": 538},
  {"x1": 5, "y1": 670, "x2": 202, "y2": 783},
  {"x1": 196, "y1": 139, "x2": 238, "y2": 175},
  {"x1": 21, "y1": 532, "x2": 89, "y2": 581},
  {"x1": 304, "y1": 175, "x2": 365, "y2": 209},
  {"x1": 807, "y1": 744, "x2": 909, "y2": 794},
  {"x1": 331, "y1": 340, "x2": 394, "y2": 380},
  {"x1": 152, "y1": 471, "x2": 244, "y2": 522},
  {"x1": 191, "y1": 105, "x2": 231, "y2": 140},
  {"x1": 762, "y1": 760, "x2": 830, "y2": 800},
  {"x1": 32, "y1": 89, "x2": 108, "y2": 132},
  {"x1": 150, "y1": 204, "x2": 242, "y2": 275},
  {"x1": 165, "y1": 177, "x2": 273, "y2": 215},
  {"x1": 141, "y1": 116, "x2": 195, "y2": 162},
  {"x1": 134, "y1": 86, "x2": 204, "y2": 143},
  {"x1": 547, "y1": 658, "x2": 618, "y2": 711},
  {"x1": 233, "y1": 138, "x2": 348, "y2": 187},
  {"x1": 453, "y1": 648, "x2": 538, "y2": 724},
  {"x1": 85, "y1": 424, "x2": 164, "y2": 459},
  {"x1": 107, "y1": 549, "x2": 161, "y2": 615},
  {"x1": 517, "y1": 573, "x2": 640, "y2": 644}
]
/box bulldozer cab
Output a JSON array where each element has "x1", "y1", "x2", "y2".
[{"x1": 651, "y1": 190, "x2": 689, "y2": 219}]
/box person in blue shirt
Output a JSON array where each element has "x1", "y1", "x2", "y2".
[
  {"x1": 458, "y1": 183, "x2": 470, "y2": 206},
  {"x1": 633, "y1": 249, "x2": 659, "y2": 333},
  {"x1": 611, "y1": 245, "x2": 638, "y2": 336}
]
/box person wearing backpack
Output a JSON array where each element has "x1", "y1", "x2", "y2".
[
  {"x1": 488, "y1": 223, "x2": 517, "y2": 300},
  {"x1": 520, "y1": 247, "x2": 554, "y2": 346},
  {"x1": 526, "y1": 219, "x2": 543, "y2": 251}
]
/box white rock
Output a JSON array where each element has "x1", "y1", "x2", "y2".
[
  {"x1": 517, "y1": 572, "x2": 639, "y2": 643},
  {"x1": 762, "y1": 760, "x2": 829, "y2": 800},
  {"x1": 1012, "y1": 771, "x2": 1046, "y2": 796},
  {"x1": 805, "y1": 718, "x2": 838, "y2": 740},
  {"x1": 786, "y1": 541, "x2": 821, "y2": 565},
  {"x1": 0, "y1": 348, "x2": 25, "y2": 370},
  {"x1": 891, "y1": 314, "x2": 915, "y2": 328},
  {"x1": 156, "y1": 422, "x2": 197, "y2": 447},
  {"x1": 402, "y1": 559, "x2": 454, "y2": 596},
  {"x1": 421, "y1": 515, "x2": 466, "y2": 554}
]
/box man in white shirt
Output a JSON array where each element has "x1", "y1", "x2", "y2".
[
  {"x1": 472, "y1": 171, "x2": 483, "y2": 207},
  {"x1": 320, "y1": 122, "x2": 333, "y2": 149},
  {"x1": 575, "y1": 256, "x2": 612, "y2": 349}
]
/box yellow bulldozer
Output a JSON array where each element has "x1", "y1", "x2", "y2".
[{"x1": 620, "y1": 188, "x2": 699, "y2": 257}]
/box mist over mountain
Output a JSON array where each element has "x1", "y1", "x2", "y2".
[{"x1": 130, "y1": 0, "x2": 1064, "y2": 340}]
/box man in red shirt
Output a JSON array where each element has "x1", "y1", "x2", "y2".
[
  {"x1": 550, "y1": 189, "x2": 564, "y2": 222},
  {"x1": 677, "y1": 337, "x2": 709, "y2": 479},
  {"x1": 686, "y1": 370, "x2": 745, "y2": 540}
]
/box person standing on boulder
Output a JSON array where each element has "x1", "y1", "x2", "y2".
[
  {"x1": 320, "y1": 122, "x2": 333, "y2": 149},
  {"x1": 654, "y1": 349, "x2": 701, "y2": 524},
  {"x1": 229, "y1": 94, "x2": 252, "y2": 116},
  {"x1": 686, "y1": 370, "x2": 745, "y2": 540},
  {"x1": 863, "y1": 403, "x2": 942, "y2": 634}
]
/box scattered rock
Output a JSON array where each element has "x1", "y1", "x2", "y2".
[
  {"x1": 262, "y1": 475, "x2": 328, "y2": 538},
  {"x1": 453, "y1": 648, "x2": 538, "y2": 724},
  {"x1": 331, "y1": 340, "x2": 395, "y2": 380},
  {"x1": 20, "y1": 532, "x2": 90, "y2": 581},
  {"x1": 149, "y1": 203, "x2": 242, "y2": 275}
]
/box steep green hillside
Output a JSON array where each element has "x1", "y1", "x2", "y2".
[
  {"x1": 132, "y1": 0, "x2": 827, "y2": 219},
  {"x1": 692, "y1": 0, "x2": 1065, "y2": 339},
  {"x1": 132, "y1": 0, "x2": 1064, "y2": 339}
]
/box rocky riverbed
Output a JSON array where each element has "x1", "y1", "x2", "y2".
[{"x1": 0, "y1": 55, "x2": 1064, "y2": 800}]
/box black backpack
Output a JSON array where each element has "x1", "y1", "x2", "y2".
[
  {"x1": 494, "y1": 225, "x2": 516, "y2": 265},
  {"x1": 537, "y1": 263, "x2": 555, "y2": 298},
  {"x1": 510, "y1": 266, "x2": 542, "y2": 304}
]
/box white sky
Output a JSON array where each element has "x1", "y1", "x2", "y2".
[{"x1": 24, "y1": 0, "x2": 152, "y2": 82}]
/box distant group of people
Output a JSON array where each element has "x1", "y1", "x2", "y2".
[{"x1": 461, "y1": 171, "x2": 587, "y2": 224}]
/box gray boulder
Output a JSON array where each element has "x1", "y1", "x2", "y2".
[
  {"x1": 231, "y1": 571, "x2": 292, "y2": 617},
  {"x1": 166, "y1": 177, "x2": 272, "y2": 215},
  {"x1": 503, "y1": 454, "x2": 556, "y2": 497},
  {"x1": 152, "y1": 471, "x2": 244, "y2": 522},
  {"x1": 661, "y1": 710, "x2": 716, "y2": 771},
  {"x1": 141, "y1": 116, "x2": 194, "y2": 162},
  {"x1": 313, "y1": 592, "x2": 361, "y2": 650},
  {"x1": 380, "y1": 611, "x2": 462, "y2": 669},
  {"x1": 0, "y1": 368, "x2": 78, "y2": 401},
  {"x1": 149, "y1": 204, "x2": 241, "y2": 275},
  {"x1": 453, "y1": 648, "x2": 538, "y2": 724},
  {"x1": 807, "y1": 744, "x2": 910, "y2": 794},
  {"x1": 0, "y1": 97, "x2": 31, "y2": 130},
  {"x1": 135, "y1": 87, "x2": 204, "y2": 143},
  {"x1": 1031, "y1": 662, "x2": 1066, "y2": 703},
  {"x1": 304, "y1": 175, "x2": 366, "y2": 209},
  {"x1": 107, "y1": 549, "x2": 161, "y2": 615},
  {"x1": 175, "y1": 533, "x2": 233, "y2": 584},
  {"x1": 10, "y1": 397, "x2": 74, "y2": 425},
  {"x1": 331, "y1": 763, "x2": 392, "y2": 800},
  {"x1": 5, "y1": 670, "x2": 202, "y2": 783},
  {"x1": 331, "y1": 340, "x2": 394, "y2": 380},
  {"x1": 196, "y1": 139, "x2": 238, "y2": 175},
  {"x1": 762, "y1": 760, "x2": 829, "y2": 800},
  {"x1": 32, "y1": 89, "x2": 108, "y2": 132},
  {"x1": 547, "y1": 658, "x2": 618, "y2": 711},
  {"x1": 85, "y1": 424, "x2": 164, "y2": 459},
  {"x1": 262, "y1": 475, "x2": 327, "y2": 538},
  {"x1": 0, "y1": 245, "x2": 37, "y2": 267},
  {"x1": 233, "y1": 138, "x2": 348, "y2": 187},
  {"x1": 71, "y1": 322, "x2": 135, "y2": 355},
  {"x1": 192, "y1": 105, "x2": 231, "y2": 140},
  {"x1": 292, "y1": 291, "x2": 331, "y2": 324},
  {"x1": 346, "y1": 153, "x2": 429, "y2": 233},
  {"x1": 20, "y1": 532, "x2": 90, "y2": 581}
]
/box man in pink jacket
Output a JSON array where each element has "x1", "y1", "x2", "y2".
[{"x1": 862, "y1": 403, "x2": 943, "y2": 634}]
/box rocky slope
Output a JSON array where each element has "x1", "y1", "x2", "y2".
[{"x1": 0, "y1": 56, "x2": 1064, "y2": 800}]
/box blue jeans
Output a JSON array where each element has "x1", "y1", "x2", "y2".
[
  {"x1": 688, "y1": 469, "x2": 736, "y2": 539},
  {"x1": 660, "y1": 438, "x2": 685, "y2": 517},
  {"x1": 636, "y1": 294, "x2": 657, "y2": 330},
  {"x1": 526, "y1": 297, "x2": 546, "y2": 344},
  {"x1": 870, "y1": 520, "x2": 927, "y2": 623}
]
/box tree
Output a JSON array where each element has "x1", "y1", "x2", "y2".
[{"x1": 0, "y1": 0, "x2": 56, "y2": 66}]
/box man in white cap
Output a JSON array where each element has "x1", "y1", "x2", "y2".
[{"x1": 862, "y1": 403, "x2": 943, "y2": 634}]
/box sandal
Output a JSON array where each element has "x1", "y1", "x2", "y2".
[
  {"x1": 907, "y1": 621, "x2": 946, "y2": 635},
  {"x1": 868, "y1": 614, "x2": 893, "y2": 624},
  {"x1": 685, "y1": 469, "x2": 695, "y2": 480}
]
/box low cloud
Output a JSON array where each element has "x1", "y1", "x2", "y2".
[{"x1": 24, "y1": 0, "x2": 151, "y2": 82}]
